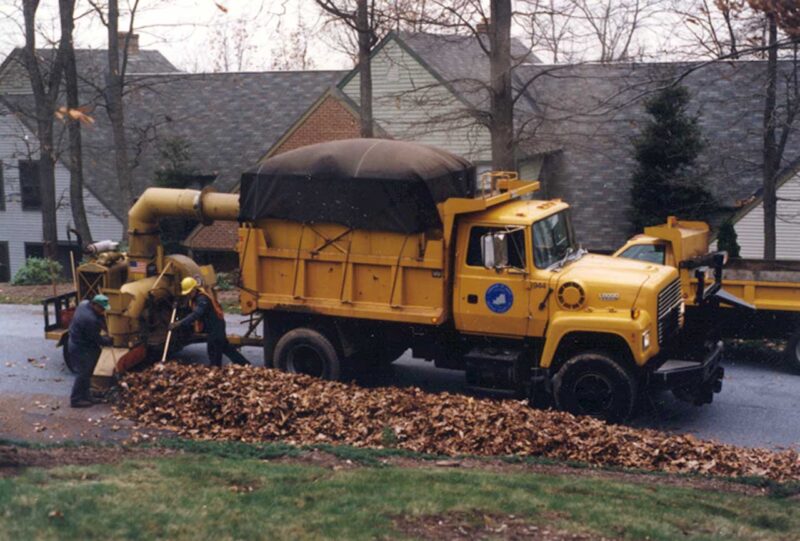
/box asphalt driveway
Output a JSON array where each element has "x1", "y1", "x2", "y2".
[{"x1": 0, "y1": 304, "x2": 797, "y2": 450}]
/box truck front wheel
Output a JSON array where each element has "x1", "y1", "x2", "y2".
[
  {"x1": 553, "y1": 352, "x2": 637, "y2": 423},
  {"x1": 274, "y1": 328, "x2": 342, "y2": 381}
]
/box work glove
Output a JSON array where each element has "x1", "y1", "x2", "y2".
[{"x1": 168, "y1": 322, "x2": 180, "y2": 332}]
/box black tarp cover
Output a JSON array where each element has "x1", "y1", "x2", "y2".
[{"x1": 238, "y1": 138, "x2": 475, "y2": 233}]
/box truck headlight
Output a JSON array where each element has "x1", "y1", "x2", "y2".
[{"x1": 642, "y1": 330, "x2": 651, "y2": 351}]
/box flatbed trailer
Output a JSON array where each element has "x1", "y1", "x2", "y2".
[{"x1": 615, "y1": 218, "x2": 800, "y2": 371}]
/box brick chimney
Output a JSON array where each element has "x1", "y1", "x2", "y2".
[
  {"x1": 476, "y1": 17, "x2": 491, "y2": 34},
  {"x1": 117, "y1": 32, "x2": 139, "y2": 54}
]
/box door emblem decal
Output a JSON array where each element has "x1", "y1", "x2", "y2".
[{"x1": 485, "y1": 283, "x2": 514, "y2": 314}]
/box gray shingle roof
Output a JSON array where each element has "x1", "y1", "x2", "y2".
[
  {"x1": 2, "y1": 66, "x2": 344, "y2": 219},
  {"x1": 513, "y1": 60, "x2": 800, "y2": 250},
  {"x1": 0, "y1": 47, "x2": 179, "y2": 94}
]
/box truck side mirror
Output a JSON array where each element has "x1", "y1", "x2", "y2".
[{"x1": 481, "y1": 233, "x2": 509, "y2": 269}]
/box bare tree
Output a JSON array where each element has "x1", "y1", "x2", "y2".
[
  {"x1": 209, "y1": 2, "x2": 271, "y2": 72},
  {"x1": 20, "y1": 0, "x2": 66, "y2": 260},
  {"x1": 58, "y1": 0, "x2": 92, "y2": 245},
  {"x1": 270, "y1": 13, "x2": 316, "y2": 70},
  {"x1": 89, "y1": 0, "x2": 140, "y2": 237},
  {"x1": 669, "y1": 0, "x2": 764, "y2": 59},
  {"x1": 747, "y1": 0, "x2": 800, "y2": 258},
  {"x1": 316, "y1": 0, "x2": 375, "y2": 137},
  {"x1": 489, "y1": 0, "x2": 514, "y2": 170},
  {"x1": 517, "y1": 0, "x2": 664, "y2": 63}
]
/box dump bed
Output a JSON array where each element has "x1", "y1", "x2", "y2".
[
  {"x1": 237, "y1": 139, "x2": 470, "y2": 325},
  {"x1": 238, "y1": 220, "x2": 448, "y2": 324},
  {"x1": 717, "y1": 259, "x2": 800, "y2": 313}
]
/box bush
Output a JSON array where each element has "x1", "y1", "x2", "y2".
[
  {"x1": 12, "y1": 257, "x2": 63, "y2": 285},
  {"x1": 717, "y1": 220, "x2": 741, "y2": 258},
  {"x1": 216, "y1": 270, "x2": 239, "y2": 291}
]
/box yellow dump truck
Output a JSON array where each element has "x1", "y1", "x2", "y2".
[
  {"x1": 615, "y1": 217, "x2": 800, "y2": 372},
  {"x1": 45, "y1": 140, "x2": 724, "y2": 421}
]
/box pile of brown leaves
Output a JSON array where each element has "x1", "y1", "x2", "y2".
[{"x1": 117, "y1": 364, "x2": 800, "y2": 481}]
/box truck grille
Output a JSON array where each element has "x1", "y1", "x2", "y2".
[{"x1": 657, "y1": 279, "x2": 682, "y2": 345}]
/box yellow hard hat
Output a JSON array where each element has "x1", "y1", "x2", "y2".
[{"x1": 180, "y1": 276, "x2": 198, "y2": 296}]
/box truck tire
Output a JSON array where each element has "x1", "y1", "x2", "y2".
[
  {"x1": 62, "y1": 334, "x2": 79, "y2": 374},
  {"x1": 784, "y1": 331, "x2": 800, "y2": 374},
  {"x1": 274, "y1": 328, "x2": 341, "y2": 381},
  {"x1": 552, "y1": 351, "x2": 637, "y2": 423}
]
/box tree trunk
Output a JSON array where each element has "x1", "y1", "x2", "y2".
[
  {"x1": 489, "y1": 0, "x2": 515, "y2": 171},
  {"x1": 60, "y1": 0, "x2": 92, "y2": 246},
  {"x1": 763, "y1": 13, "x2": 779, "y2": 260},
  {"x1": 36, "y1": 117, "x2": 59, "y2": 260},
  {"x1": 21, "y1": 0, "x2": 64, "y2": 261},
  {"x1": 106, "y1": 0, "x2": 133, "y2": 237},
  {"x1": 356, "y1": 0, "x2": 373, "y2": 138}
]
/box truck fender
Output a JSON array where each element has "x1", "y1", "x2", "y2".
[{"x1": 540, "y1": 311, "x2": 651, "y2": 369}]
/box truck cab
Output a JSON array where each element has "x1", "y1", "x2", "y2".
[{"x1": 446, "y1": 199, "x2": 709, "y2": 420}]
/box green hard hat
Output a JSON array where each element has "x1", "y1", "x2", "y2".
[{"x1": 92, "y1": 294, "x2": 110, "y2": 310}]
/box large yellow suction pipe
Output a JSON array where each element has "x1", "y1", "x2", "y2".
[{"x1": 128, "y1": 187, "x2": 239, "y2": 260}]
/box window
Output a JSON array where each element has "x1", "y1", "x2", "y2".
[
  {"x1": 618, "y1": 244, "x2": 666, "y2": 265},
  {"x1": 532, "y1": 211, "x2": 576, "y2": 269},
  {"x1": 0, "y1": 160, "x2": 5, "y2": 211},
  {"x1": 19, "y1": 160, "x2": 41, "y2": 211},
  {"x1": 0, "y1": 242, "x2": 9, "y2": 282},
  {"x1": 466, "y1": 226, "x2": 527, "y2": 269}
]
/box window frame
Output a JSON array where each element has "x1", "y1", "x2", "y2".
[
  {"x1": 532, "y1": 210, "x2": 577, "y2": 269},
  {"x1": 465, "y1": 224, "x2": 529, "y2": 271},
  {"x1": 0, "y1": 241, "x2": 9, "y2": 282},
  {"x1": 0, "y1": 160, "x2": 5, "y2": 211},
  {"x1": 18, "y1": 159, "x2": 42, "y2": 211}
]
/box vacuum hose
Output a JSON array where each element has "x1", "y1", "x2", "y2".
[{"x1": 127, "y1": 187, "x2": 240, "y2": 260}]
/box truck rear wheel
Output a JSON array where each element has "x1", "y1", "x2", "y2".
[
  {"x1": 553, "y1": 351, "x2": 637, "y2": 423},
  {"x1": 784, "y1": 331, "x2": 800, "y2": 373},
  {"x1": 274, "y1": 328, "x2": 341, "y2": 381}
]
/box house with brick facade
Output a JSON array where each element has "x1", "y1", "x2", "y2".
[{"x1": 0, "y1": 40, "x2": 344, "y2": 278}]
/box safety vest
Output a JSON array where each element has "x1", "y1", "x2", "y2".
[{"x1": 189, "y1": 287, "x2": 225, "y2": 333}]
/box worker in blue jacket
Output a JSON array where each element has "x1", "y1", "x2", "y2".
[
  {"x1": 69, "y1": 294, "x2": 113, "y2": 408},
  {"x1": 169, "y1": 277, "x2": 250, "y2": 367}
]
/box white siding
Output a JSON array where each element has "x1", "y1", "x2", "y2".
[
  {"x1": 0, "y1": 110, "x2": 123, "y2": 277},
  {"x1": 733, "y1": 170, "x2": 800, "y2": 259},
  {"x1": 342, "y1": 39, "x2": 492, "y2": 163}
]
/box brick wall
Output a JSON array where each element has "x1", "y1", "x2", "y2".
[{"x1": 272, "y1": 94, "x2": 360, "y2": 155}]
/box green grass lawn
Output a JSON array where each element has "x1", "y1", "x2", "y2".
[{"x1": 0, "y1": 446, "x2": 798, "y2": 541}]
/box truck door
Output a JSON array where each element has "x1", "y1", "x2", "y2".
[{"x1": 455, "y1": 224, "x2": 531, "y2": 337}]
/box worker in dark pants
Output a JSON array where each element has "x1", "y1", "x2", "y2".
[
  {"x1": 169, "y1": 277, "x2": 250, "y2": 367},
  {"x1": 69, "y1": 294, "x2": 113, "y2": 408}
]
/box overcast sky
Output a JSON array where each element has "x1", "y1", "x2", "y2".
[
  {"x1": 0, "y1": 1, "x2": 752, "y2": 73},
  {"x1": 0, "y1": 0, "x2": 354, "y2": 72}
]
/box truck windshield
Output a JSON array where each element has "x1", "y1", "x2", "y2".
[
  {"x1": 533, "y1": 211, "x2": 576, "y2": 269},
  {"x1": 618, "y1": 244, "x2": 665, "y2": 264}
]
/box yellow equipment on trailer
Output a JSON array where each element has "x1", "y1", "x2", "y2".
[{"x1": 616, "y1": 217, "x2": 800, "y2": 372}]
